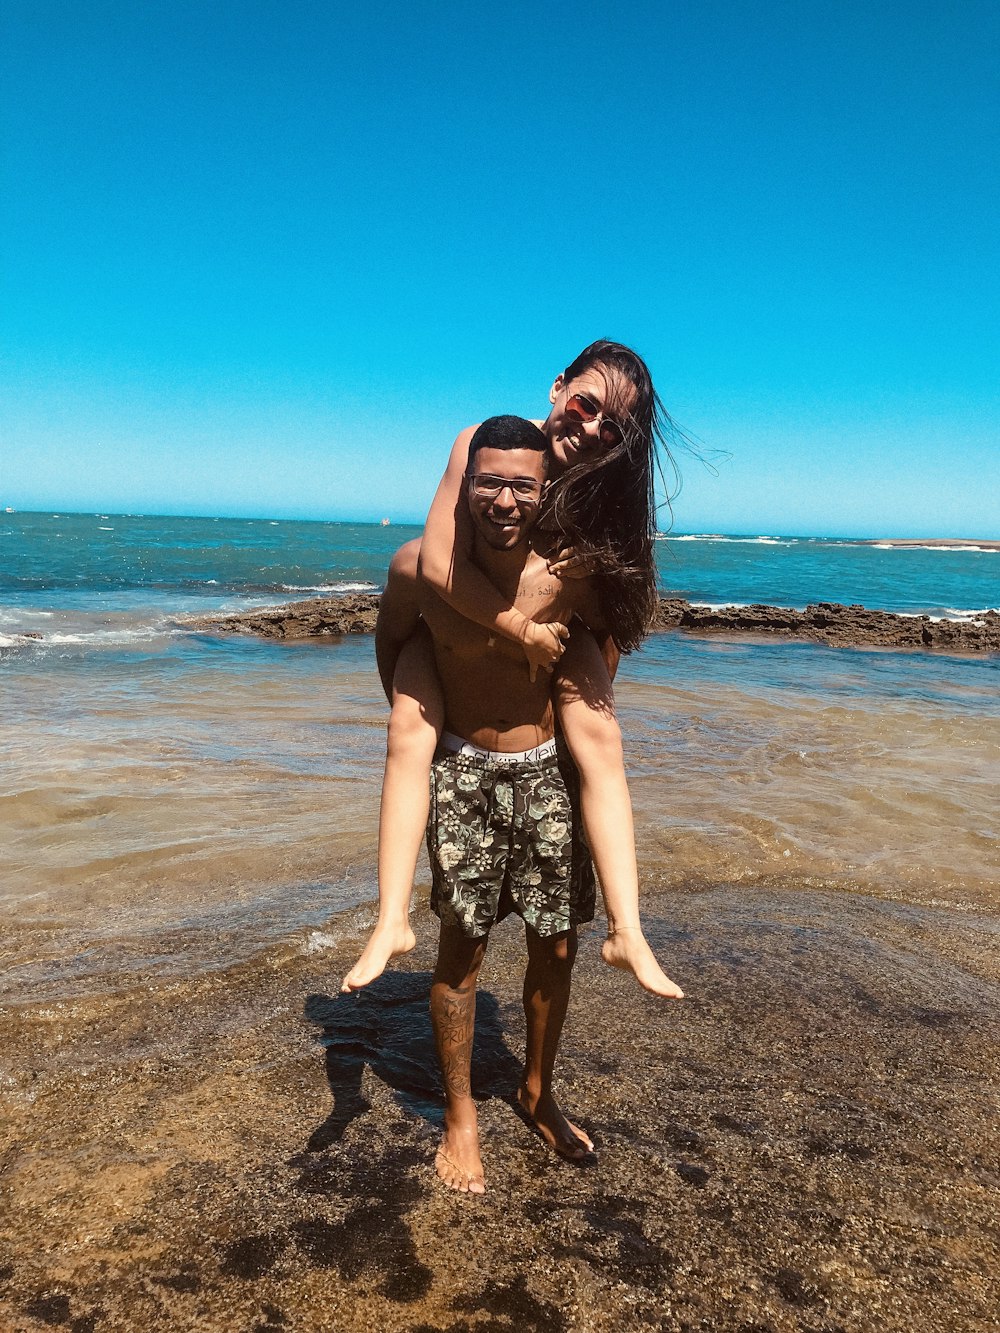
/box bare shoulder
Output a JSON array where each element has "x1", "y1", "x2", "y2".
[{"x1": 389, "y1": 537, "x2": 422, "y2": 582}]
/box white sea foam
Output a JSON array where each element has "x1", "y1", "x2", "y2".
[
  {"x1": 0, "y1": 608, "x2": 55, "y2": 624},
  {"x1": 941, "y1": 607, "x2": 999, "y2": 621},
  {"x1": 1, "y1": 620, "x2": 184, "y2": 649},
  {"x1": 42, "y1": 627, "x2": 179, "y2": 646},
  {"x1": 301, "y1": 930, "x2": 343, "y2": 955},
  {"x1": 279, "y1": 581, "x2": 379, "y2": 594},
  {"x1": 663, "y1": 534, "x2": 795, "y2": 546},
  {"x1": 873, "y1": 543, "x2": 994, "y2": 553}
]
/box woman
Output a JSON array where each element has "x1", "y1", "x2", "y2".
[{"x1": 342, "y1": 340, "x2": 683, "y2": 999}]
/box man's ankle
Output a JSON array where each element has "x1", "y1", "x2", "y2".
[{"x1": 444, "y1": 1097, "x2": 477, "y2": 1122}]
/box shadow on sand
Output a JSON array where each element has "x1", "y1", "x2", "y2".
[{"x1": 302, "y1": 970, "x2": 524, "y2": 1150}]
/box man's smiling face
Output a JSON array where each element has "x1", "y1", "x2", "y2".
[{"x1": 466, "y1": 445, "x2": 547, "y2": 551}]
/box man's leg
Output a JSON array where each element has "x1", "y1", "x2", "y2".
[
  {"x1": 517, "y1": 925, "x2": 594, "y2": 1160},
  {"x1": 431, "y1": 920, "x2": 489, "y2": 1193}
]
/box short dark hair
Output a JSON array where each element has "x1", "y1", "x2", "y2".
[{"x1": 466, "y1": 415, "x2": 549, "y2": 476}]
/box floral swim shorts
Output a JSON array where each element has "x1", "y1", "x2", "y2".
[{"x1": 426, "y1": 742, "x2": 596, "y2": 939}]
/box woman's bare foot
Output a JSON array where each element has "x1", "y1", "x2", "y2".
[
  {"x1": 435, "y1": 1112, "x2": 486, "y2": 1194},
  {"x1": 601, "y1": 928, "x2": 684, "y2": 998},
  {"x1": 517, "y1": 1085, "x2": 594, "y2": 1161},
  {"x1": 340, "y1": 919, "x2": 416, "y2": 992}
]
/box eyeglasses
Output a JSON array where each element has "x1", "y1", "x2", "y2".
[
  {"x1": 563, "y1": 393, "x2": 624, "y2": 447},
  {"x1": 468, "y1": 474, "x2": 544, "y2": 502}
]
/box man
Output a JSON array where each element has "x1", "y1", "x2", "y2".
[{"x1": 373, "y1": 415, "x2": 604, "y2": 1193}]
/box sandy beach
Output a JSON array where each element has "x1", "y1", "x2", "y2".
[
  {"x1": 4, "y1": 521, "x2": 999, "y2": 1331},
  {"x1": 5, "y1": 0, "x2": 998, "y2": 1314},
  {"x1": 1, "y1": 881, "x2": 997, "y2": 1331}
]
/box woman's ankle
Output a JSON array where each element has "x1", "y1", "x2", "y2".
[
  {"x1": 374, "y1": 913, "x2": 411, "y2": 932},
  {"x1": 606, "y1": 919, "x2": 643, "y2": 936}
]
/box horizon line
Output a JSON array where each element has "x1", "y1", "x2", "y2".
[{"x1": 3, "y1": 507, "x2": 997, "y2": 546}]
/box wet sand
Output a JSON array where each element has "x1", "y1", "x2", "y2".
[{"x1": 2, "y1": 883, "x2": 997, "y2": 1332}]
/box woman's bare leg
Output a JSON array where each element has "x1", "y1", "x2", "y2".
[
  {"x1": 341, "y1": 630, "x2": 443, "y2": 991},
  {"x1": 555, "y1": 630, "x2": 684, "y2": 999}
]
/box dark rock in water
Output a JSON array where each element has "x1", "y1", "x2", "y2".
[
  {"x1": 656, "y1": 597, "x2": 1000, "y2": 652},
  {"x1": 186, "y1": 593, "x2": 1000, "y2": 654},
  {"x1": 184, "y1": 593, "x2": 381, "y2": 640}
]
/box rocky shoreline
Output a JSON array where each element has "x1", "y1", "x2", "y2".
[{"x1": 182, "y1": 594, "x2": 1000, "y2": 654}]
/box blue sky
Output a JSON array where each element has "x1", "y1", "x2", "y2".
[{"x1": 2, "y1": 0, "x2": 997, "y2": 537}]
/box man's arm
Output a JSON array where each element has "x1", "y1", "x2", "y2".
[{"x1": 375, "y1": 539, "x2": 423, "y2": 703}]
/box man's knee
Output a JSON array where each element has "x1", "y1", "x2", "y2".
[
  {"x1": 432, "y1": 926, "x2": 489, "y2": 988},
  {"x1": 529, "y1": 928, "x2": 578, "y2": 971}
]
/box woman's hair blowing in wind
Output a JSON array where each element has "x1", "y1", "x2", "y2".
[{"x1": 544, "y1": 339, "x2": 681, "y2": 654}]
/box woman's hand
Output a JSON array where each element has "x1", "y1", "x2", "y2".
[
  {"x1": 546, "y1": 544, "x2": 601, "y2": 578},
  {"x1": 519, "y1": 619, "x2": 570, "y2": 682}
]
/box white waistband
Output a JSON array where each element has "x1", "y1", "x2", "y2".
[{"x1": 440, "y1": 731, "x2": 559, "y2": 765}]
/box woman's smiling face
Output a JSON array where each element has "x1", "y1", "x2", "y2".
[{"x1": 543, "y1": 365, "x2": 636, "y2": 473}]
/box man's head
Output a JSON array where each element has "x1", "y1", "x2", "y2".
[{"x1": 464, "y1": 415, "x2": 549, "y2": 551}]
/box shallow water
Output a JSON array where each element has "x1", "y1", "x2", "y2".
[
  {"x1": 3, "y1": 518, "x2": 998, "y2": 1329},
  {"x1": 3, "y1": 624, "x2": 997, "y2": 1003}
]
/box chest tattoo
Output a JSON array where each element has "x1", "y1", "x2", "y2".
[{"x1": 517, "y1": 580, "x2": 557, "y2": 600}]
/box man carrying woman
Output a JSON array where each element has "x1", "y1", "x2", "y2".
[{"x1": 343, "y1": 340, "x2": 685, "y2": 1002}]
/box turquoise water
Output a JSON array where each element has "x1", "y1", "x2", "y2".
[
  {"x1": 2, "y1": 511, "x2": 997, "y2": 1002},
  {"x1": 656, "y1": 533, "x2": 998, "y2": 617},
  {"x1": 2, "y1": 512, "x2": 997, "y2": 631}
]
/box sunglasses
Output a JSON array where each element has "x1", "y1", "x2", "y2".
[
  {"x1": 563, "y1": 393, "x2": 624, "y2": 447},
  {"x1": 468, "y1": 473, "x2": 544, "y2": 502}
]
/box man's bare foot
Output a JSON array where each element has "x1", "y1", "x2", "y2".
[
  {"x1": 517, "y1": 1085, "x2": 594, "y2": 1161},
  {"x1": 435, "y1": 1114, "x2": 486, "y2": 1194},
  {"x1": 340, "y1": 920, "x2": 416, "y2": 992},
  {"x1": 602, "y1": 928, "x2": 684, "y2": 998}
]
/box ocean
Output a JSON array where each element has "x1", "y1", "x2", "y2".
[{"x1": 2, "y1": 511, "x2": 998, "y2": 1004}]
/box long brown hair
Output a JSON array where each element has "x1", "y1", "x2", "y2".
[{"x1": 543, "y1": 339, "x2": 679, "y2": 653}]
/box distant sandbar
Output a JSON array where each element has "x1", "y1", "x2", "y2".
[{"x1": 859, "y1": 537, "x2": 1000, "y2": 550}]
